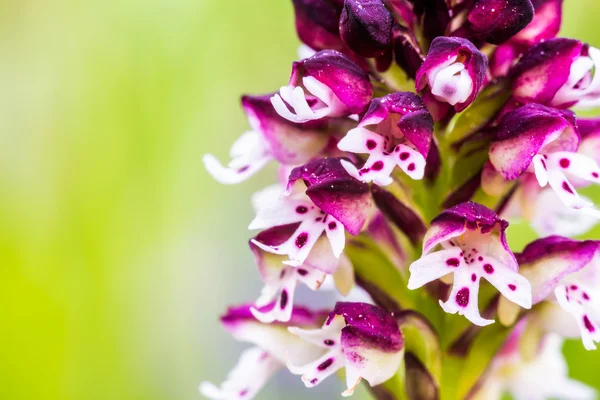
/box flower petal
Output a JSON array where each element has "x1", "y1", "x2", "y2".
[{"x1": 440, "y1": 267, "x2": 495, "y2": 326}]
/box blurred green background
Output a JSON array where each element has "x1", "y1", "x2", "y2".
[{"x1": 1, "y1": 1, "x2": 599, "y2": 399}]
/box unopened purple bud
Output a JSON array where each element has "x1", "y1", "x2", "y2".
[
  {"x1": 416, "y1": 37, "x2": 488, "y2": 112},
  {"x1": 339, "y1": 0, "x2": 393, "y2": 58},
  {"x1": 292, "y1": 0, "x2": 345, "y2": 51},
  {"x1": 467, "y1": 0, "x2": 534, "y2": 45}
]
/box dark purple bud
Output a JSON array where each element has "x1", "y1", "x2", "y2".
[
  {"x1": 339, "y1": 0, "x2": 394, "y2": 58},
  {"x1": 467, "y1": 0, "x2": 534, "y2": 45},
  {"x1": 392, "y1": 25, "x2": 425, "y2": 79},
  {"x1": 292, "y1": 0, "x2": 344, "y2": 51},
  {"x1": 416, "y1": 37, "x2": 488, "y2": 112}
]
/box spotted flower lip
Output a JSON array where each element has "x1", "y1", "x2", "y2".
[
  {"x1": 271, "y1": 50, "x2": 373, "y2": 123},
  {"x1": 466, "y1": 0, "x2": 535, "y2": 45},
  {"x1": 512, "y1": 38, "x2": 600, "y2": 109},
  {"x1": 516, "y1": 237, "x2": 600, "y2": 350},
  {"x1": 249, "y1": 222, "x2": 354, "y2": 323},
  {"x1": 339, "y1": 0, "x2": 393, "y2": 58},
  {"x1": 287, "y1": 302, "x2": 404, "y2": 397},
  {"x1": 200, "y1": 304, "x2": 328, "y2": 400},
  {"x1": 408, "y1": 202, "x2": 531, "y2": 326},
  {"x1": 203, "y1": 94, "x2": 329, "y2": 184},
  {"x1": 337, "y1": 92, "x2": 434, "y2": 185},
  {"x1": 249, "y1": 158, "x2": 372, "y2": 269},
  {"x1": 489, "y1": 104, "x2": 600, "y2": 215},
  {"x1": 416, "y1": 36, "x2": 488, "y2": 112}
]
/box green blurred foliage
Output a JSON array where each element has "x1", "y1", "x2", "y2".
[{"x1": 0, "y1": 1, "x2": 598, "y2": 399}]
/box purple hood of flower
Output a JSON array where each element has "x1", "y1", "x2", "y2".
[{"x1": 287, "y1": 157, "x2": 373, "y2": 235}]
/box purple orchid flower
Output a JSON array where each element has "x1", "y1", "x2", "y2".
[
  {"x1": 200, "y1": 304, "x2": 328, "y2": 400},
  {"x1": 287, "y1": 302, "x2": 404, "y2": 396},
  {"x1": 488, "y1": 104, "x2": 600, "y2": 216},
  {"x1": 249, "y1": 158, "x2": 373, "y2": 269},
  {"x1": 292, "y1": 0, "x2": 345, "y2": 52},
  {"x1": 416, "y1": 37, "x2": 488, "y2": 113},
  {"x1": 408, "y1": 202, "x2": 532, "y2": 326},
  {"x1": 337, "y1": 92, "x2": 434, "y2": 185},
  {"x1": 271, "y1": 50, "x2": 373, "y2": 123},
  {"x1": 517, "y1": 237, "x2": 600, "y2": 350},
  {"x1": 203, "y1": 94, "x2": 329, "y2": 184},
  {"x1": 512, "y1": 38, "x2": 600, "y2": 109}
]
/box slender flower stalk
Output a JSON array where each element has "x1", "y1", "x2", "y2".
[{"x1": 202, "y1": 0, "x2": 600, "y2": 399}]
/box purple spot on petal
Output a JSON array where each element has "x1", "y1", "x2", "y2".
[
  {"x1": 407, "y1": 163, "x2": 415, "y2": 171},
  {"x1": 583, "y1": 292, "x2": 590, "y2": 301},
  {"x1": 478, "y1": 256, "x2": 483, "y2": 261},
  {"x1": 280, "y1": 290, "x2": 289, "y2": 309},
  {"x1": 570, "y1": 285, "x2": 578, "y2": 291},
  {"x1": 317, "y1": 358, "x2": 334, "y2": 371},
  {"x1": 400, "y1": 152, "x2": 410, "y2": 161},
  {"x1": 540, "y1": 158, "x2": 547, "y2": 170},
  {"x1": 372, "y1": 161, "x2": 384, "y2": 171},
  {"x1": 239, "y1": 389, "x2": 249, "y2": 397},
  {"x1": 297, "y1": 269, "x2": 308, "y2": 276},
  {"x1": 562, "y1": 181, "x2": 574, "y2": 194},
  {"x1": 559, "y1": 158, "x2": 570, "y2": 168},
  {"x1": 324, "y1": 339, "x2": 335, "y2": 346},
  {"x1": 296, "y1": 233, "x2": 308, "y2": 248},
  {"x1": 310, "y1": 379, "x2": 318, "y2": 385},
  {"x1": 446, "y1": 258, "x2": 460, "y2": 267},
  {"x1": 315, "y1": 217, "x2": 322, "y2": 222},
  {"x1": 237, "y1": 166, "x2": 250, "y2": 173},
  {"x1": 328, "y1": 221, "x2": 337, "y2": 230},
  {"x1": 593, "y1": 172, "x2": 599, "y2": 178},
  {"x1": 296, "y1": 206, "x2": 308, "y2": 214},
  {"x1": 366, "y1": 139, "x2": 377, "y2": 150},
  {"x1": 471, "y1": 274, "x2": 477, "y2": 282},
  {"x1": 583, "y1": 315, "x2": 596, "y2": 333},
  {"x1": 483, "y1": 264, "x2": 494, "y2": 274},
  {"x1": 508, "y1": 284, "x2": 517, "y2": 291},
  {"x1": 456, "y1": 287, "x2": 470, "y2": 307}
]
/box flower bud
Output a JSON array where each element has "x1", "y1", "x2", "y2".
[
  {"x1": 292, "y1": 0, "x2": 344, "y2": 51},
  {"x1": 467, "y1": 0, "x2": 534, "y2": 45},
  {"x1": 339, "y1": 0, "x2": 393, "y2": 58},
  {"x1": 416, "y1": 37, "x2": 488, "y2": 112}
]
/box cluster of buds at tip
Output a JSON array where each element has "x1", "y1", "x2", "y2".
[{"x1": 202, "y1": 0, "x2": 600, "y2": 399}]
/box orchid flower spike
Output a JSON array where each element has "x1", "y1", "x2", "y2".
[
  {"x1": 408, "y1": 202, "x2": 532, "y2": 326},
  {"x1": 416, "y1": 36, "x2": 488, "y2": 112},
  {"x1": 287, "y1": 302, "x2": 404, "y2": 397},
  {"x1": 249, "y1": 157, "x2": 373, "y2": 268},
  {"x1": 512, "y1": 38, "x2": 600, "y2": 109},
  {"x1": 200, "y1": 304, "x2": 328, "y2": 400},
  {"x1": 271, "y1": 50, "x2": 373, "y2": 123},
  {"x1": 203, "y1": 94, "x2": 328, "y2": 184},
  {"x1": 489, "y1": 104, "x2": 600, "y2": 217},
  {"x1": 337, "y1": 92, "x2": 434, "y2": 185},
  {"x1": 517, "y1": 237, "x2": 600, "y2": 350}
]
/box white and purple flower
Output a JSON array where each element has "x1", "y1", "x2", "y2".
[
  {"x1": 271, "y1": 50, "x2": 373, "y2": 123},
  {"x1": 408, "y1": 202, "x2": 532, "y2": 326},
  {"x1": 337, "y1": 92, "x2": 434, "y2": 185},
  {"x1": 287, "y1": 302, "x2": 404, "y2": 397}
]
